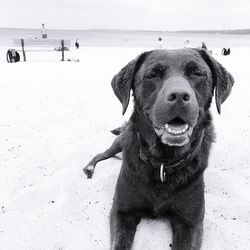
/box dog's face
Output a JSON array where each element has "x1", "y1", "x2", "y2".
[{"x1": 112, "y1": 49, "x2": 234, "y2": 147}]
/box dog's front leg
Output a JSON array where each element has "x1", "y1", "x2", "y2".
[
  {"x1": 83, "y1": 134, "x2": 123, "y2": 178},
  {"x1": 110, "y1": 206, "x2": 141, "y2": 250},
  {"x1": 170, "y1": 220, "x2": 203, "y2": 250}
]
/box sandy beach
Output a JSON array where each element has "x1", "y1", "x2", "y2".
[{"x1": 0, "y1": 37, "x2": 250, "y2": 250}]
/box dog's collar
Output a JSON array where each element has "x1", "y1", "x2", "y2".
[{"x1": 139, "y1": 129, "x2": 205, "y2": 183}]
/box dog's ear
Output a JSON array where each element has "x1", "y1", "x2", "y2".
[
  {"x1": 195, "y1": 49, "x2": 234, "y2": 114},
  {"x1": 111, "y1": 52, "x2": 149, "y2": 115}
]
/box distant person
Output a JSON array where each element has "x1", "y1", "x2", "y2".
[
  {"x1": 158, "y1": 37, "x2": 163, "y2": 49},
  {"x1": 222, "y1": 48, "x2": 231, "y2": 56},
  {"x1": 41, "y1": 23, "x2": 47, "y2": 39},
  {"x1": 6, "y1": 49, "x2": 20, "y2": 63},
  {"x1": 75, "y1": 39, "x2": 80, "y2": 49},
  {"x1": 201, "y1": 42, "x2": 207, "y2": 50},
  {"x1": 184, "y1": 40, "x2": 192, "y2": 48}
]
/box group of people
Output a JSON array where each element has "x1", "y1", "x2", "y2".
[
  {"x1": 6, "y1": 23, "x2": 80, "y2": 63},
  {"x1": 41, "y1": 23, "x2": 80, "y2": 49},
  {"x1": 157, "y1": 36, "x2": 205, "y2": 50},
  {"x1": 221, "y1": 48, "x2": 231, "y2": 56},
  {"x1": 156, "y1": 38, "x2": 232, "y2": 57},
  {"x1": 157, "y1": 38, "x2": 209, "y2": 51}
]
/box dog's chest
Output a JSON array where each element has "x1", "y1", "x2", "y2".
[{"x1": 145, "y1": 183, "x2": 174, "y2": 216}]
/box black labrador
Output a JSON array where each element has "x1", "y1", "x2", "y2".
[{"x1": 83, "y1": 49, "x2": 234, "y2": 250}]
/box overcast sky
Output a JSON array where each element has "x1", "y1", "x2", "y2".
[{"x1": 1, "y1": 0, "x2": 250, "y2": 31}]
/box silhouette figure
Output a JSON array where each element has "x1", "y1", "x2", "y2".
[
  {"x1": 6, "y1": 49, "x2": 20, "y2": 63},
  {"x1": 75, "y1": 39, "x2": 79, "y2": 49}
]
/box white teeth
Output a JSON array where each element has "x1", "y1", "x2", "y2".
[{"x1": 164, "y1": 124, "x2": 189, "y2": 135}]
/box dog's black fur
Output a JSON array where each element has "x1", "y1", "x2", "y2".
[{"x1": 84, "y1": 49, "x2": 234, "y2": 249}]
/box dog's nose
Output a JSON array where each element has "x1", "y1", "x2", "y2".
[
  {"x1": 166, "y1": 89, "x2": 191, "y2": 104},
  {"x1": 162, "y1": 77, "x2": 193, "y2": 106}
]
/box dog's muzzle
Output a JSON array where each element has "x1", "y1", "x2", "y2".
[{"x1": 152, "y1": 76, "x2": 199, "y2": 146}]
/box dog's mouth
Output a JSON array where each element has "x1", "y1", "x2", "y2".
[{"x1": 154, "y1": 117, "x2": 194, "y2": 146}]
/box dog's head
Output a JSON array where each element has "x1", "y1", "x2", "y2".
[{"x1": 111, "y1": 49, "x2": 234, "y2": 147}]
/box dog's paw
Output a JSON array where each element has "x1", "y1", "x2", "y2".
[{"x1": 83, "y1": 165, "x2": 95, "y2": 178}]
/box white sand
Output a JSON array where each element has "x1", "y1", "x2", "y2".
[{"x1": 0, "y1": 46, "x2": 249, "y2": 250}]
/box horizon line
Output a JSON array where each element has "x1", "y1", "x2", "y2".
[{"x1": 1, "y1": 26, "x2": 250, "y2": 33}]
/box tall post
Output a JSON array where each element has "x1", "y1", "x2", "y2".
[
  {"x1": 21, "y1": 38, "x2": 26, "y2": 62},
  {"x1": 61, "y1": 39, "x2": 64, "y2": 61}
]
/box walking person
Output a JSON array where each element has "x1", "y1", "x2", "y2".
[
  {"x1": 201, "y1": 42, "x2": 207, "y2": 50},
  {"x1": 75, "y1": 39, "x2": 80, "y2": 49},
  {"x1": 158, "y1": 37, "x2": 163, "y2": 49},
  {"x1": 41, "y1": 23, "x2": 47, "y2": 39}
]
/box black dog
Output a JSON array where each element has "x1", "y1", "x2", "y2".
[{"x1": 84, "y1": 49, "x2": 234, "y2": 249}]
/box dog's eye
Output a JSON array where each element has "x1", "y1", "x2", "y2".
[
  {"x1": 145, "y1": 66, "x2": 165, "y2": 80},
  {"x1": 145, "y1": 71, "x2": 158, "y2": 80},
  {"x1": 190, "y1": 71, "x2": 207, "y2": 78},
  {"x1": 186, "y1": 62, "x2": 207, "y2": 79}
]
